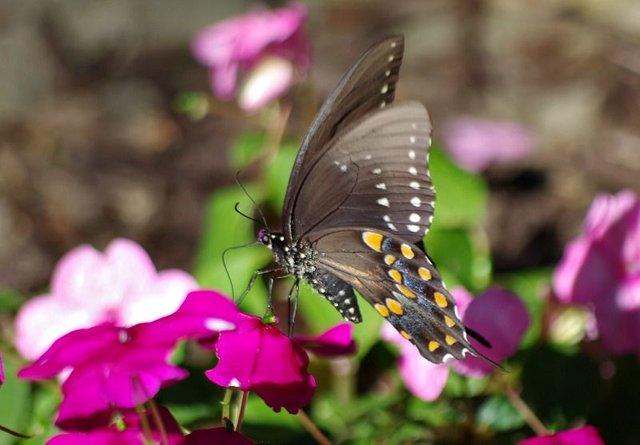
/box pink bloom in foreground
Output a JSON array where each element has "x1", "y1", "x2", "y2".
[
  {"x1": 192, "y1": 3, "x2": 310, "y2": 111},
  {"x1": 20, "y1": 291, "x2": 239, "y2": 431},
  {"x1": 442, "y1": 117, "x2": 534, "y2": 172},
  {"x1": 207, "y1": 317, "x2": 355, "y2": 414},
  {"x1": 15, "y1": 238, "x2": 198, "y2": 360},
  {"x1": 518, "y1": 425, "x2": 605, "y2": 445},
  {"x1": 553, "y1": 191, "x2": 640, "y2": 356},
  {"x1": 382, "y1": 288, "x2": 529, "y2": 400},
  {"x1": 48, "y1": 406, "x2": 184, "y2": 445}
]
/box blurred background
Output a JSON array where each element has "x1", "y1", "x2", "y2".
[{"x1": 2, "y1": 0, "x2": 639, "y2": 294}]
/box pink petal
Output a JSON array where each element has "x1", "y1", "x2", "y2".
[
  {"x1": 238, "y1": 56, "x2": 294, "y2": 111},
  {"x1": 442, "y1": 117, "x2": 534, "y2": 172},
  {"x1": 381, "y1": 322, "x2": 449, "y2": 401},
  {"x1": 296, "y1": 323, "x2": 357, "y2": 357},
  {"x1": 185, "y1": 427, "x2": 253, "y2": 445},
  {"x1": 584, "y1": 191, "x2": 638, "y2": 239},
  {"x1": 48, "y1": 430, "x2": 143, "y2": 445},
  {"x1": 518, "y1": 425, "x2": 605, "y2": 445},
  {"x1": 455, "y1": 289, "x2": 529, "y2": 376}
]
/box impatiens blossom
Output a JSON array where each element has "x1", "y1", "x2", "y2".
[
  {"x1": 382, "y1": 288, "x2": 529, "y2": 400},
  {"x1": 207, "y1": 317, "x2": 355, "y2": 414},
  {"x1": 48, "y1": 406, "x2": 184, "y2": 445},
  {"x1": 19, "y1": 291, "x2": 239, "y2": 431},
  {"x1": 192, "y1": 3, "x2": 310, "y2": 111},
  {"x1": 553, "y1": 191, "x2": 640, "y2": 356},
  {"x1": 518, "y1": 425, "x2": 605, "y2": 445},
  {"x1": 15, "y1": 238, "x2": 198, "y2": 360},
  {"x1": 441, "y1": 117, "x2": 534, "y2": 172}
]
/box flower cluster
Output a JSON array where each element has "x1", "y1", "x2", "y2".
[
  {"x1": 192, "y1": 3, "x2": 310, "y2": 112},
  {"x1": 14, "y1": 239, "x2": 355, "y2": 443},
  {"x1": 553, "y1": 191, "x2": 640, "y2": 357}
]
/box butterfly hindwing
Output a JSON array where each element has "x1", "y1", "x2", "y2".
[{"x1": 313, "y1": 229, "x2": 477, "y2": 363}]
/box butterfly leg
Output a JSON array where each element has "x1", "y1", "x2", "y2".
[
  {"x1": 238, "y1": 267, "x2": 280, "y2": 305},
  {"x1": 287, "y1": 279, "x2": 300, "y2": 337}
]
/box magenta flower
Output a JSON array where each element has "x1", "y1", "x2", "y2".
[
  {"x1": 15, "y1": 238, "x2": 198, "y2": 361},
  {"x1": 518, "y1": 425, "x2": 605, "y2": 445},
  {"x1": 382, "y1": 288, "x2": 529, "y2": 400},
  {"x1": 207, "y1": 317, "x2": 355, "y2": 414},
  {"x1": 48, "y1": 406, "x2": 184, "y2": 445},
  {"x1": 553, "y1": 191, "x2": 640, "y2": 356},
  {"x1": 19, "y1": 290, "x2": 239, "y2": 431},
  {"x1": 192, "y1": 3, "x2": 310, "y2": 111},
  {"x1": 441, "y1": 117, "x2": 535, "y2": 172}
]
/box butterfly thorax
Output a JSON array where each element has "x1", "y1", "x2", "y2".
[{"x1": 258, "y1": 229, "x2": 318, "y2": 280}]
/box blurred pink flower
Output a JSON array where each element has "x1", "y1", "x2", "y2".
[
  {"x1": 518, "y1": 425, "x2": 605, "y2": 445},
  {"x1": 15, "y1": 238, "x2": 198, "y2": 360},
  {"x1": 382, "y1": 288, "x2": 529, "y2": 400},
  {"x1": 553, "y1": 191, "x2": 640, "y2": 356},
  {"x1": 19, "y1": 291, "x2": 239, "y2": 431},
  {"x1": 207, "y1": 317, "x2": 355, "y2": 414},
  {"x1": 192, "y1": 3, "x2": 310, "y2": 111},
  {"x1": 442, "y1": 117, "x2": 534, "y2": 172}
]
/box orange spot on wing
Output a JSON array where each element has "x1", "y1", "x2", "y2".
[{"x1": 434, "y1": 292, "x2": 448, "y2": 308}]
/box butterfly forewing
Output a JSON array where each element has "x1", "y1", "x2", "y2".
[
  {"x1": 294, "y1": 102, "x2": 435, "y2": 242},
  {"x1": 284, "y1": 35, "x2": 405, "y2": 239},
  {"x1": 313, "y1": 229, "x2": 476, "y2": 363}
]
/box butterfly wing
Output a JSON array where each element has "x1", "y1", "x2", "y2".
[
  {"x1": 291, "y1": 101, "x2": 434, "y2": 243},
  {"x1": 313, "y1": 229, "x2": 477, "y2": 364},
  {"x1": 284, "y1": 35, "x2": 405, "y2": 239}
]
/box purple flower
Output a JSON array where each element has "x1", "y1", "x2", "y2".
[
  {"x1": 553, "y1": 191, "x2": 640, "y2": 356},
  {"x1": 184, "y1": 427, "x2": 253, "y2": 445},
  {"x1": 192, "y1": 3, "x2": 310, "y2": 111},
  {"x1": 442, "y1": 117, "x2": 535, "y2": 172},
  {"x1": 382, "y1": 288, "x2": 529, "y2": 400},
  {"x1": 15, "y1": 238, "x2": 198, "y2": 360},
  {"x1": 518, "y1": 425, "x2": 605, "y2": 445},
  {"x1": 47, "y1": 406, "x2": 184, "y2": 445},
  {"x1": 206, "y1": 317, "x2": 355, "y2": 414},
  {"x1": 19, "y1": 291, "x2": 239, "y2": 431}
]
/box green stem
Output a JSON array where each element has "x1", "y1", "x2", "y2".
[
  {"x1": 296, "y1": 410, "x2": 331, "y2": 445},
  {"x1": 504, "y1": 384, "x2": 550, "y2": 436},
  {"x1": 236, "y1": 391, "x2": 250, "y2": 432}
]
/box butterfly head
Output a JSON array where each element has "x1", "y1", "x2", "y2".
[{"x1": 258, "y1": 228, "x2": 273, "y2": 249}]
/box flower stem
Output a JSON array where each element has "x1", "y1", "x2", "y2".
[
  {"x1": 296, "y1": 410, "x2": 331, "y2": 445},
  {"x1": 236, "y1": 391, "x2": 250, "y2": 432},
  {"x1": 147, "y1": 399, "x2": 169, "y2": 445},
  {"x1": 221, "y1": 388, "x2": 233, "y2": 425},
  {"x1": 0, "y1": 424, "x2": 31, "y2": 439},
  {"x1": 504, "y1": 384, "x2": 549, "y2": 436}
]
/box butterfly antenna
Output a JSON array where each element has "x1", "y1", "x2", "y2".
[
  {"x1": 222, "y1": 241, "x2": 259, "y2": 299},
  {"x1": 234, "y1": 202, "x2": 265, "y2": 227},
  {"x1": 234, "y1": 171, "x2": 268, "y2": 228}
]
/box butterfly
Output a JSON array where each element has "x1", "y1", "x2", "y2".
[{"x1": 256, "y1": 35, "x2": 490, "y2": 365}]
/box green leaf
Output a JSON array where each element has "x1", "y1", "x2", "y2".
[
  {"x1": 430, "y1": 145, "x2": 488, "y2": 229},
  {"x1": 0, "y1": 354, "x2": 32, "y2": 445},
  {"x1": 228, "y1": 132, "x2": 267, "y2": 170},
  {"x1": 425, "y1": 227, "x2": 492, "y2": 292},
  {"x1": 0, "y1": 289, "x2": 23, "y2": 313},
  {"x1": 264, "y1": 142, "x2": 298, "y2": 214},
  {"x1": 477, "y1": 395, "x2": 525, "y2": 431},
  {"x1": 193, "y1": 186, "x2": 272, "y2": 316}
]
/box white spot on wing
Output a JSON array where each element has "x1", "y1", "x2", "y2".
[
  {"x1": 411, "y1": 197, "x2": 421, "y2": 207},
  {"x1": 409, "y1": 213, "x2": 421, "y2": 223},
  {"x1": 442, "y1": 354, "x2": 455, "y2": 364},
  {"x1": 377, "y1": 198, "x2": 390, "y2": 207},
  {"x1": 410, "y1": 181, "x2": 420, "y2": 190},
  {"x1": 409, "y1": 136, "x2": 416, "y2": 144},
  {"x1": 381, "y1": 84, "x2": 389, "y2": 94},
  {"x1": 388, "y1": 55, "x2": 394, "y2": 62},
  {"x1": 408, "y1": 166, "x2": 418, "y2": 175},
  {"x1": 407, "y1": 224, "x2": 420, "y2": 232},
  {"x1": 387, "y1": 223, "x2": 398, "y2": 231},
  {"x1": 372, "y1": 168, "x2": 382, "y2": 175},
  {"x1": 383, "y1": 215, "x2": 391, "y2": 222},
  {"x1": 340, "y1": 164, "x2": 348, "y2": 172},
  {"x1": 376, "y1": 183, "x2": 387, "y2": 190},
  {"x1": 408, "y1": 150, "x2": 416, "y2": 160}
]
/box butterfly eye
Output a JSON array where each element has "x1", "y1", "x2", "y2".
[{"x1": 258, "y1": 229, "x2": 271, "y2": 245}]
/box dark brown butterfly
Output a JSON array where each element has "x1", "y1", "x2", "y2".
[{"x1": 256, "y1": 35, "x2": 490, "y2": 364}]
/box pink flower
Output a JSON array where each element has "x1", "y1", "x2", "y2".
[
  {"x1": 48, "y1": 406, "x2": 184, "y2": 445},
  {"x1": 15, "y1": 238, "x2": 198, "y2": 361},
  {"x1": 442, "y1": 117, "x2": 535, "y2": 172},
  {"x1": 192, "y1": 3, "x2": 310, "y2": 111},
  {"x1": 19, "y1": 291, "x2": 239, "y2": 431},
  {"x1": 518, "y1": 425, "x2": 605, "y2": 445},
  {"x1": 382, "y1": 288, "x2": 529, "y2": 400},
  {"x1": 206, "y1": 317, "x2": 355, "y2": 414},
  {"x1": 553, "y1": 191, "x2": 640, "y2": 356}
]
